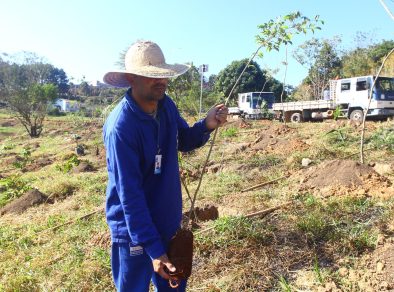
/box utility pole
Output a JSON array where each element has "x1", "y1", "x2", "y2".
[{"x1": 199, "y1": 64, "x2": 208, "y2": 119}]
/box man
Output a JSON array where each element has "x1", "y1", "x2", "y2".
[{"x1": 103, "y1": 40, "x2": 228, "y2": 291}]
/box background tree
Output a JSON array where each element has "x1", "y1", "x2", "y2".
[
  {"x1": 215, "y1": 59, "x2": 284, "y2": 103},
  {"x1": 341, "y1": 48, "x2": 374, "y2": 77},
  {"x1": 293, "y1": 37, "x2": 342, "y2": 100},
  {"x1": 167, "y1": 64, "x2": 201, "y2": 115},
  {"x1": 47, "y1": 67, "x2": 69, "y2": 97},
  {"x1": 342, "y1": 38, "x2": 394, "y2": 77},
  {"x1": 79, "y1": 81, "x2": 91, "y2": 96},
  {"x1": 0, "y1": 53, "x2": 60, "y2": 137},
  {"x1": 167, "y1": 65, "x2": 221, "y2": 116}
]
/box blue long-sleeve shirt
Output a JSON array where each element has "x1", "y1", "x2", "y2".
[{"x1": 103, "y1": 89, "x2": 211, "y2": 259}]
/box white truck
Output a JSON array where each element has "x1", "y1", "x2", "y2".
[
  {"x1": 228, "y1": 92, "x2": 276, "y2": 119},
  {"x1": 272, "y1": 75, "x2": 394, "y2": 122}
]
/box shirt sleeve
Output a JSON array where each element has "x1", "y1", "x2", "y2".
[
  {"x1": 176, "y1": 114, "x2": 213, "y2": 152},
  {"x1": 107, "y1": 129, "x2": 166, "y2": 260}
]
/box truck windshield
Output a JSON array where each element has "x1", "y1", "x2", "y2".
[
  {"x1": 251, "y1": 93, "x2": 275, "y2": 109},
  {"x1": 376, "y1": 77, "x2": 394, "y2": 100}
]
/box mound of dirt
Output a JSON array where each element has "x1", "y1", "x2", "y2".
[
  {"x1": 250, "y1": 124, "x2": 308, "y2": 154},
  {"x1": 300, "y1": 160, "x2": 393, "y2": 197},
  {"x1": 0, "y1": 189, "x2": 47, "y2": 215},
  {"x1": 25, "y1": 156, "x2": 53, "y2": 171},
  {"x1": 180, "y1": 168, "x2": 200, "y2": 181},
  {"x1": 190, "y1": 205, "x2": 219, "y2": 222},
  {"x1": 252, "y1": 137, "x2": 309, "y2": 153},
  {"x1": 72, "y1": 161, "x2": 95, "y2": 173},
  {"x1": 0, "y1": 120, "x2": 16, "y2": 127},
  {"x1": 257, "y1": 124, "x2": 295, "y2": 138},
  {"x1": 225, "y1": 118, "x2": 252, "y2": 129}
]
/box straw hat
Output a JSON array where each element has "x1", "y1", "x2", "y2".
[{"x1": 103, "y1": 41, "x2": 190, "y2": 87}]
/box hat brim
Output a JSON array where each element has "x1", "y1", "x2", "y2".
[{"x1": 103, "y1": 63, "x2": 190, "y2": 87}]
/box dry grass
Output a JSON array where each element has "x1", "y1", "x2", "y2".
[{"x1": 1, "y1": 113, "x2": 394, "y2": 291}]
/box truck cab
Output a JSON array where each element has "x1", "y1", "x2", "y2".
[
  {"x1": 238, "y1": 92, "x2": 275, "y2": 119},
  {"x1": 333, "y1": 76, "x2": 394, "y2": 121}
]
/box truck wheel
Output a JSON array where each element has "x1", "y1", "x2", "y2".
[
  {"x1": 290, "y1": 112, "x2": 302, "y2": 123},
  {"x1": 349, "y1": 110, "x2": 363, "y2": 122}
]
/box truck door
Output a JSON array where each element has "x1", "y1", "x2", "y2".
[
  {"x1": 354, "y1": 77, "x2": 369, "y2": 108},
  {"x1": 336, "y1": 79, "x2": 352, "y2": 105}
]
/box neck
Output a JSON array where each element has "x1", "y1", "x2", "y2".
[
  {"x1": 137, "y1": 99, "x2": 158, "y2": 114},
  {"x1": 132, "y1": 93, "x2": 159, "y2": 114}
]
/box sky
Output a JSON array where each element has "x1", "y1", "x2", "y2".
[{"x1": 1, "y1": 0, "x2": 393, "y2": 87}]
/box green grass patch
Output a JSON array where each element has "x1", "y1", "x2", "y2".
[
  {"x1": 246, "y1": 154, "x2": 283, "y2": 169},
  {"x1": 196, "y1": 216, "x2": 273, "y2": 250},
  {"x1": 367, "y1": 126, "x2": 394, "y2": 152},
  {"x1": 295, "y1": 194, "x2": 383, "y2": 255},
  {"x1": 323, "y1": 126, "x2": 359, "y2": 149},
  {"x1": 0, "y1": 175, "x2": 32, "y2": 208},
  {"x1": 55, "y1": 154, "x2": 80, "y2": 173},
  {"x1": 220, "y1": 126, "x2": 238, "y2": 138}
]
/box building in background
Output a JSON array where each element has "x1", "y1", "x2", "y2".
[
  {"x1": 54, "y1": 98, "x2": 80, "y2": 112},
  {"x1": 88, "y1": 80, "x2": 111, "y2": 88}
]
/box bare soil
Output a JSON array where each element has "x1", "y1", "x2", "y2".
[
  {"x1": 0, "y1": 189, "x2": 47, "y2": 215},
  {"x1": 333, "y1": 239, "x2": 394, "y2": 291},
  {"x1": 72, "y1": 161, "x2": 95, "y2": 173},
  {"x1": 300, "y1": 159, "x2": 394, "y2": 198}
]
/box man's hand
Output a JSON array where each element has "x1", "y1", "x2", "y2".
[
  {"x1": 205, "y1": 104, "x2": 228, "y2": 130},
  {"x1": 152, "y1": 253, "x2": 176, "y2": 280}
]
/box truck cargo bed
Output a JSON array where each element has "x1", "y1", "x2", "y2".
[{"x1": 272, "y1": 100, "x2": 335, "y2": 111}]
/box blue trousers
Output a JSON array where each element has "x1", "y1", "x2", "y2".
[{"x1": 111, "y1": 242, "x2": 187, "y2": 292}]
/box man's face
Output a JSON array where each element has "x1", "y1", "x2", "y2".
[{"x1": 127, "y1": 75, "x2": 168, "y2": 101}]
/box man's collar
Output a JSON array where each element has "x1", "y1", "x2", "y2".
[{"x1": 125, "y1": 88, "x2": 166, "y2": 120}]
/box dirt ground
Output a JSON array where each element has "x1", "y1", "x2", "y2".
[
  {"x1": 1, "y1": 116, "x2": 394, "y2": 291},
  {"x1": 0, "y1": 189, "x2": 47, "y2": 215},
  {"x1": 300, "y1": 159, "x2": 394, "y2": 198}
]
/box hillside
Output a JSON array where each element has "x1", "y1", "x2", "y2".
[{"x1": 1, "y1": 113, "x2": 394, "y2": 291}]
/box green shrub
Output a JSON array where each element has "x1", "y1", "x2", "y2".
[
  {"x1": 56, "y1": 154, "x2": 80, "y2": 173},
  {"x1": 12, "y1": 147, "x2": 31, "y2": 170},
  {"x1": 368, "y1": 127, "x2": 394, "y2": 151},
  {"x1": 0, "y1": 175, "x2": 31, "y2": 208},
  {"x1": 221, "y1": 126, "x2": 238, "y2": 138}
]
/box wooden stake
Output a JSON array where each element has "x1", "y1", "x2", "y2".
[
  {"x1": 195, "y1": 201, "x2": 292, "y2": 235},
  {"x1": 241, "y1": 176, "x2": 286, "y2": 193},
  {"x1": 38, "y1": 207, "x2": 103, "y2": 233}
]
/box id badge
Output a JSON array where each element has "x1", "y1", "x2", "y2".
[{"x1": 154, "y1": 154, "x2": 162, "y2": 174}]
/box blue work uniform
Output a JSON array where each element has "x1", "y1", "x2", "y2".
[{"x1": 103, "y1": 89, "x2": 211, "y2": 291}]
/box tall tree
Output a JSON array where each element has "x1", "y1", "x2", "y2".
[
  {"x1": 47, "y1": 67, "x2": 69, "y2": 96},
  {"x1": 342, "y1": 38, "x2": 394, "y2": 77},
  {"x1": 0, "y1": 54, "x2": 59, "y2": 137},
  {"x1": 79, "y1": 81, "x2": 91, "y2": 96},
  {"x1": 215, "y1": 59, "x2": 264, "y2": 101},
  {"x1": 293, "y1": 37, "x2": 342, "y2": 99},
  {"x1": 215, "y1": 59, "x2": 284, "y2": 103}
]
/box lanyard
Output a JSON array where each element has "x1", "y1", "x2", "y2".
[{"x1": 154, "y1": 113, "x2": 162, "y2": 174}]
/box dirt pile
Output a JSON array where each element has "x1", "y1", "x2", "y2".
[
  {"x1": 225, "y1": 118, "x2": 251, "y2": 129},
  {"x1": 0, "y1": 119, "x2": 17, "y2": 127},
  {"x1": 189, "y1": 205, "x2": 219, "y2": 221},
  {"x1": 252, "y1": 125, "x2": 308, "y2": 153},
  {"x1": 72, "y1": 161, "x2": 95, "y2": 173},
  {"x1": 0, "y1": 189, "x2": 47, "y2": 215},
  {"x1": 300, "y1": 160, "x2": 394, "y2": 197},
  {"x1": 25, "y1": 156, "x2": 53, "y2": 171}
]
